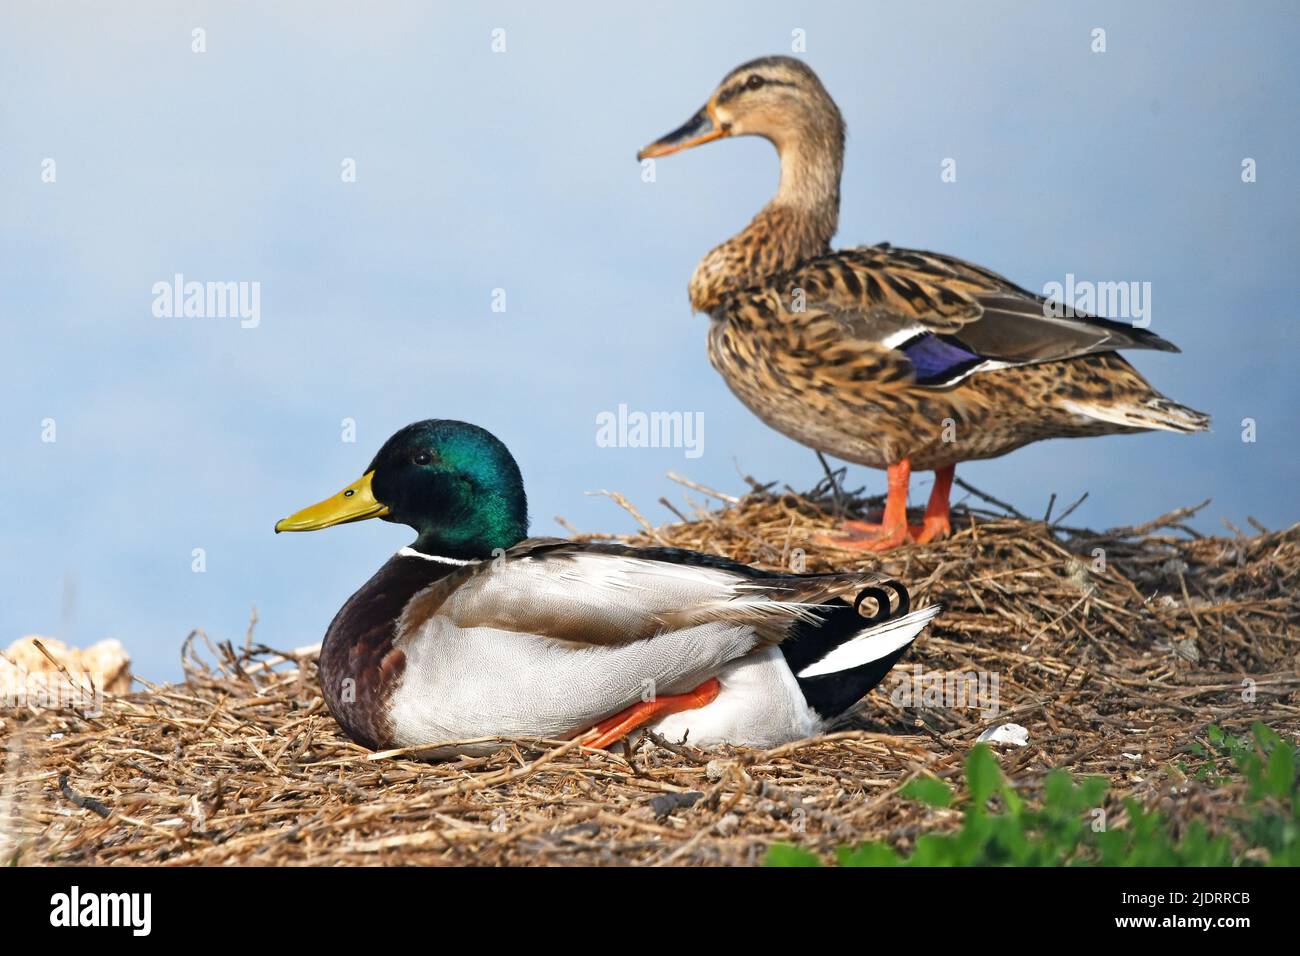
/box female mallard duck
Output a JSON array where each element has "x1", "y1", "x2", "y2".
[
  {"x1": 638, "y1": 56, "x2": 1209, "y2": 550},
  {"x1": 275, "y1": 419, "x2": 939, "y2": 755}
]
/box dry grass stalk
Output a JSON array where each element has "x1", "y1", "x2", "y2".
[{"x1": 2, "y1": 481, "x2": 1296, "y2": 865}]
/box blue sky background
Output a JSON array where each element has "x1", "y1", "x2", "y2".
[{"x1": 3, "y1": 1, "x2": 1297, "y2": 681}]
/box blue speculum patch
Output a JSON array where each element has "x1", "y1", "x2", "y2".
[{"x1": 900, "y1": 333, "x2": 983, "y2": 385}]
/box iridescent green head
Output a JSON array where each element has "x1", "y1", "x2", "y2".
[{"x1": 275, "y1": 419, "x2": 529, "y2": 560}]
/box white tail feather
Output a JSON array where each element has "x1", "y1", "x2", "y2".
[
  {"x1": 1061, "y1": 398, "x2": 1210, "y2": 434},
  {"x1": 796, "y1": 605, "x2": 940, "y2": 679}
]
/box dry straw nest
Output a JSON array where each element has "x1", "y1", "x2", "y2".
[{"x1": 3, "y1": 474, "x2": 1297, "y2": 865}]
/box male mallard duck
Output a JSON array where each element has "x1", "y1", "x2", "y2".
[
  {"x1": 275, "y1": 419, "x2": 939, "y2": 754},
  {"x1": 638, "y1": 56, "x2": 1210, "y2": 550}
]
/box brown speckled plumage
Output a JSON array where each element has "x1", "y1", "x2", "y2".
[
  {"x1": 645, "y1": 56, "x2": 1209, "y2": 482},
  {"x1": 711, "y1": 315, "x2": 1172, "y2": 471},
  {"x1": 690, "y1": 203, "x2": 835, "y2": 314},
  {"x1": 705, "y1": 243, "x2": 1208, "y2": 471}
]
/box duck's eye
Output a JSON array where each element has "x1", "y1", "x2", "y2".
[
  {"x1": 746, "y1": 74, "x2": 765, "y2": 90},
  {"x1": 343, "y1": 489, "x2": 355, "y2": 498},
  {"x1": 412, "y1": 451, "x2": 433, "y2": 466}
]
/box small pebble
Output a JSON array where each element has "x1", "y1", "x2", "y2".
[
  {"x1": 716, "y1": 813, "x2": 740, "y2": 836},
  {"x1": 649, "y1": 791, "x2": 703, "y2": 820}
]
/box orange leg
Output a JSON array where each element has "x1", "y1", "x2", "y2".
[
  {"x1": 580, "y1": 678, "x2": 720, "y2": 750},
  {"x1": 816, "y1": 460, "x2": 912, "y2": 551},
  {"x1": 817, "y1": 461, "x2": 955, "y2": 551},
  {"x1": 915, "y1": 465, "x2": 954, "y2": 544}
]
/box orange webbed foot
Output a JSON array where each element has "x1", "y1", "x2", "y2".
[
  {"x1": 814, "y1": 519, "x2": 914, "y2": 551},
  {"x1": 815, "y1": 462, "x2": 954, "y2": 552},
  {"x1": 911, "y1": 513, "x2": 951, "y2": 544}
]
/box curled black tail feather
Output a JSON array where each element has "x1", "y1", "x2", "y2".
[
  {"x1": 779, "y1": 579, "x2": 917, "y2": 720},
  {"x1": 853, "y1": 579, "x2": 910, "y2": 621}
]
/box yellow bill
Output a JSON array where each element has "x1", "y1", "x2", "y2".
[{"x1": 275, "y1": 471, "x2": 389, "y2": 533}]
